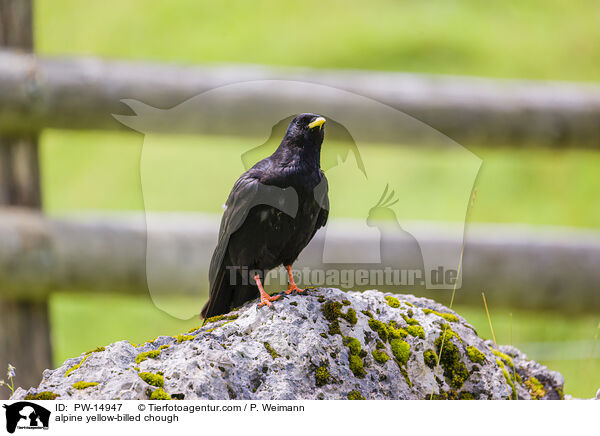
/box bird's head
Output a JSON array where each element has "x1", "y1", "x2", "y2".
[{"x1": 283, "y1": 113, "x2": 327, "y2": 148}]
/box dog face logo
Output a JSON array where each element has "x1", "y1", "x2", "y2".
[{"x1": 3, "y1": 402, "x2": 51, "y2": 434}]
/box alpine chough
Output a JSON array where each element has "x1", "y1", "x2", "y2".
[{"x1": 201, "y1": 113, "x2": 329, "y2": 319}]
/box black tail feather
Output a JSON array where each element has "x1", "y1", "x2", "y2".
[{"x1": 201, "y1": 265, "x2": 258, "y2": 319}]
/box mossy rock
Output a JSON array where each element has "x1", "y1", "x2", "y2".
[{"x1": 10, "y1": 288, "x2": 566, "y2": 400}]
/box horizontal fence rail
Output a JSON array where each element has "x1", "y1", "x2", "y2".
[
  {"x1": 1, "y1": 208, "x2": 598, "y2": 313},
  {"x1": 1, "y1": 51, "x2": 600, "y2": 145}
]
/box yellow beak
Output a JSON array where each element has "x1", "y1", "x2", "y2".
[{"x1": 308, "y1": 116, "x2": 326, "y2": 130}]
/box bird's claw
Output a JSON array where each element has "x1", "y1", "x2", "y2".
[
  {"x1": 258, "y1": 294, "x2": 280, "y2": 308},
  {"x1": 285, "y1": 285, "x2": 304, "y2": 294}
]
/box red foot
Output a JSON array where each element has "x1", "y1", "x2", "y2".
[
  {"x1": 254, "y1": 274, "x2": 280, "y2": 308},
  {"x1": 286, "y1": 284, "x2": 304, "y2": 294},
  {"x1": 284, "y1": 265, "x2": 304, "y2": 294},
  {"x1": 258, "y1": 293, "x2": 280, "y2": 307}
]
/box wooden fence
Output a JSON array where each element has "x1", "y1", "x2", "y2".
[
  {"x1": 2, "y1": 53, "x2": 600, "y2": 146},
  {"x1": 0, "y1": 0, "x2": 50, "y2": 398},
  {"x1": 1, "y1": 211, "x2": 599, "y2": 311},
  {"x1": 1, "y1": 0, "x2": 600, "y2": 397}
]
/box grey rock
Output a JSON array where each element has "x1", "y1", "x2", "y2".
[{"x1": 11, "y1": 288, "x2": 565, "y2": 400}]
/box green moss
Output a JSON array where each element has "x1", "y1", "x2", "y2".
[
  {"x1": 387, "y1": 321, "x2": 408, "y2": 340},
  {"x1": 344, "y1": 337, "x2": 362, "y2": 355},
  {"x1": 459, "y1": 392, "x2": 475, "y2": 400},
  {"x1": 423, "y1": 308, "x2": 459, "y2": 323},
  {"x1": 72, "y1": 381, "x2": 99, "y2": 390},
  {"x1": 24, "y1": 391, "x2": 59, "y2": 400},
  {"x1": 443, "y1": 313, "x2": 459, "y2": 323},
  {"x1": 315, "y1": 366, "x2": 330, "y2": 386},
  {"x1": 501, "y1": 367, "x2": 517, "y2": 399},
  {"x1": 525, "y1": 376, "x2": 546, "y2": 400},
  {"x1": 328, "y1": 319, "x2": 341, "y2": 335},
  {"x1": 65, "y1": 346, "x2": 107, "y2": 377},
  {"x1": 375, "y1": 341, "x2": 386, "y2": 350},
  {"x1": 341, "y1": 299, "x2": 351, "y2": 306},
  {"x1": 341, "y1": 308, "x2": 357, "y2": 325},
  {"x1": 227, "y1": 384, "x2": 237, "y2": 399},
  {"x1": 404, "y1": 302, "x2": 414, "y2": 307},
  {"x1": 187, "y1": 326, "x2": 201, "y2": 333},
  {"x1": 347, "y1": 390, "x2": 365, "y2": 400},
  {"x1": 263, "y1": 342, "x2": 280, "y2": 359},
  {"x1": 204, "y1": 314, "x2": 226, "y2": 323},
  {"x1": 343, "y1": 336, "x2": 366, "y2": 377},
  {"x1": 322, "y1": 300, "x2": 355, "y2": 334},
  {"x1": 423, "y1": 349, "x2": 438, "y2": 369},
  {"x1": 406, "y1": 325, "x2": 425, "y2": 339},
  {"x1": 467, "y1": 346, "x2": 486, "y2": 364},
  {"x1": 368, "y1": 319, "x2": 389, "y2": 342},
  {"x1": 434, "y1": 326, "x2": 468, "y2": 389},
  {"x1": 384, "y1": 295, "x2": 401, "y2": 308},
  {"x1": 320, "y1": 332, "x2": 328, "y2": 338},
  {"x1": 322, "y1": 301, "x2": 342, "y2": 321},
  {"x1": 349, "y1": 354, "x2": 366, "y2": 377},
  {"x1": 495, "y1": 355, "x2": 518, "y2": 399},
  {"x1": 437, "y1": 324, "x2": 462, "y2": 343},
  {"x1": 361, "y1": 310, "x2": 374, "y2": 318},
  {"x1": 150, "y1": 388, "x2": 171, "y2": 400},
  {"x1": 390, "y1": 339, "x2": 411, "y2": 365},
  {"x1": 65, "y1": 354, "x2": 90, "y2": 377},
  {"x1": 138, "y1": 372, "x2": 164, "y2": 388},
  {"x1": 402, "y1": 314, "x2": 421, "y2": 326},
  {"x1": 175, "y1": 334, "x2": 194, "y2": 343},
  {"x1": 492, "y1": 350, "x2": 514, "y2": 369},
  {"x1": 371, "y1": 349, "x2": 390, "y2": 364},
  {"x1": 493, "y1": 349, "x2": 517, "y2": 398},
  {"x1": 135, "y1": 349, "x2": 160, "y2": 364}
]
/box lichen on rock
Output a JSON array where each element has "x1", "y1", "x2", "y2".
[{"x1": 11, "y1": 288, "x2": 566, "y2": 400}]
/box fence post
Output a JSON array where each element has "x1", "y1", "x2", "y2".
[{"x1": 0, "y1": 0, "x2": 51, "y2": 399}]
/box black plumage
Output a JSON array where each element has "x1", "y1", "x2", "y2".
[{"x1": 201, "y1": 113, "x2": 329, "y2": 319}]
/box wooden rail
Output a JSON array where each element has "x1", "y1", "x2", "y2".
[
  {"x1": 1, "y1": 210, "x2": 599, "y2": 313},
  {"x1": 1, "y1": 51, "x2": 600, "y2": 145}
]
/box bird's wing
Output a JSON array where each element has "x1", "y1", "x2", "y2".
[
  {"x1": 209, "y1": 174, "x2": 299, "y2": 285},
  {"x1": 312, "y1": 173, "x2": 330, "y2": 235}
]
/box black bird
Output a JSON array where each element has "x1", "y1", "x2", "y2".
[{"x1": 201, "y1": 113, "x2": 329, "y2": 319}]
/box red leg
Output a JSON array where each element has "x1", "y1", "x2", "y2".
[
  {"x1": 285, "y1": 265, "x2": 304, "y2": 294},
  {"x1": 255, "y1": 274, "x2": 279, "y2": 307}
]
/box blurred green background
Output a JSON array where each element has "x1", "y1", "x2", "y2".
[{"x1": 34, "y1": 0, "x2": 599, "y2": 397}]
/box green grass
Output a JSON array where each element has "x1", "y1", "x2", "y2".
[
  {"x1": 50, "y1": 293, "x2": 203, "y2": 364},
  {"x1": 36, "y1": 0, "x2": 600, "y2": 82},
  {"x1": 42, "y1": 130, "x2": 600, "y2": 228},
  {"x1": 455, "y1": 304, "x2": 600, "y2": 399}
]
